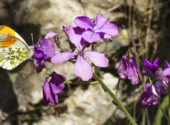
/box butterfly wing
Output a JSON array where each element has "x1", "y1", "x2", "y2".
[
  {"x1": 0, "y1": 25, "x2": 27, "y2": 44},
  {"x1": 0, "y1": 34, "x2": 33, "y2": 70}
]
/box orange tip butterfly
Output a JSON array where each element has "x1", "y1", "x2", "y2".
[{"x1": 0, "y1": 25, "x2": 34, "y2": 70}]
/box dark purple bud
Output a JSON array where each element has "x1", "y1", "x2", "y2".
[
  {"x1": 43, "y1": 72, "x2": 65, "y2": 106},
  {"x1": 142, "y1": 58, "x2": 159, "y2": 78}
]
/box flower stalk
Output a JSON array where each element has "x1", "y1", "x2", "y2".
[
  {"x1": 93, "y1": 70, "x2": 137, "y2": 125},
  {"x1": 168, "y1": 86, "x2": 170, "y2": 125}
]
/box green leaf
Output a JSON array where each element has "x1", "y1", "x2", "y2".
[{"x1": 153, "y1": 96, "x2": 169, "y2": 125}]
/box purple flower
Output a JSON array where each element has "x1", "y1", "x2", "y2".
[
  {"x1": 140, "y1": 60, "x2": 169, "y2": 108},
  {"x1": 74, "y1": 14, "x2": 119, "y2": 43},
  {"x1": 118, "y1": 56, "x2": 128, "y2": 79},
  {"x1": 156, "y1": 60, "x2": 170, "y2": 87},
  {"x1": 118, "y1": 55, "x2": 139, "y2": 85},
  {"x1": 140, "y1": 83, "x2": 160, "y2": 108},
  {"x1": 43, "y1": 72, "x2": 65, "y2": 106},
  {"x1": 154, "y1": 81, "x2": 167, "y2": 95},
  {"x1": 62, "y1": 21, "x2": 86, "y2": 51},
  {"x1": 33, "y1": 45, "x2": 47, "y2": 73},
  {"x1": 51, "y1": 50, "x2": 109, "y2": 81},
  {"x1": 33, "y1": 32, "x2": 58, "y2": 73},
  {"x1": 52, "y1": 24, "x2": 109, "y2": 81},
  {"x1": 142, "y1": 58, "x2": 159, "y2": 78},
  {"x1": 163, "y1": 60, "x2": 170, "y2": 78},
  {"x1": 163, "y1": 61, "x2": 170, "y2": 86}
]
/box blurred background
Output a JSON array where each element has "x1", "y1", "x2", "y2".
[{"x1": 0, "y1": 0, "x2": 170, "y2": 125}]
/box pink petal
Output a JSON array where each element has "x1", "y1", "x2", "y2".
[
  {"x1": 118, "y1": 56, "x2": 128, "y2": 79},
  {"x1": 44, "y1": 32, "x2": 59, "y2": 39},
  {"x1": 75, "y1": 56, "x2": 93, "y2": 81},
  {"x1": 66, "y1": 22, "x2": 84, "y2": 51},
  {"x1": 127, "y1": 59, "x2": 139, "y2": 85},
  {"x1": 48, "y1": 94, "x2": 58, "y2": 106},
  {"x1": 163, "y1": 68, "x2": 170, "y2": 77},
  {"x1": 75, "y1": 16, "x2": 93, "y2": 30},
  {"x1": 39, "y1": 39, "x2": 55, "y2": 58},
  {"x1": 94, "y1": 14, "x2": 108, "y2": 30},
  {"x1": 43, "y1": 77, "x2": 51, "y2": 103},
  {"x1": 96, "y1": 22, "x2": 119, "y2": 37},
  {"x1": 84, "y1": 51, "x2": 109, "y2": 67},
  {"x1": 51, "y1": 52, "x2": 76, "y2": 64},
  {"x1": 82, "y1": 31, "x2": 100, "y2": 43}
]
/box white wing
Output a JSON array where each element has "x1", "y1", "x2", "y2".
[{"x1": 0, "y1": 34, "x2": 33, "y2": 70}]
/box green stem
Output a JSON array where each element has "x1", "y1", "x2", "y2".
[
  {"x1": 93, "y1": 72, "x2": 137, "y2": 125},
  {"x1": 116, "y1": 78, "x2": 121, "y2": 97},
  {"x1": 168, "y1": 87, "x2": 170, "y2": 125},
  {"x1": 65, "y1": 80, "x2": 98, "y2": 85}
]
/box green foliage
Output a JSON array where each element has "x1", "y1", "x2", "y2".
[{"x1": 153, "y1": 96, "x2": 169, "y2": 125}]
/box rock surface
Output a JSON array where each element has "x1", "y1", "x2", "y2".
[{"x1": 33, "y1": 73, "x2": 118, "y2": 125}]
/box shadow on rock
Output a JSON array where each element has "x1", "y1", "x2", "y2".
[{"x1": 0, "y1": 69, "x2": 19, "y2": 125}]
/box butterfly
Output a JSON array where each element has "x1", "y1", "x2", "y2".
[{"x1": 0, "y1": 25, "x2": 34, "y2": 70}]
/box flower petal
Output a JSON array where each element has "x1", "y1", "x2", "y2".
[
  {"x1": 127, "y1": 58, "x2": 139, "y2": 85},
  {"x1": 39, "y1": 38, "x2": 55, "y2": 58},
  {"x1": 51, "y1": 52, "x2": 76, "y2": 64},
  {"x1": 33, "y1": 45, "x2": 47, "y2": 73},
  {"x1": 44, "y1": 32, "x2": 59, "y2": 39},
  {"x1": 164, "y1": 60, "x2": 170, "y2": 69},
  {"x1": 155, "y1": 81, "x2": 167, "y2": 95},
  {"x1": 43, "y1": 77, "x2": 51, "y2": 104},
  {"x1": 84, "y1": 51, "x2": 109, "y2": 67},
  {"x1": 140, "y1": 83, "x2": 159, "y2": 108},
  {"x1": 75, "y1": 16, "x2": 93, "y2": 30},
  {"x1": 142, "y1": 66, "x2": 155, "y2": 78},
  {"x1": 145, "y1": 58, "x2": 159, "y2": 72},
  {"x1": 94, "y1": 14, "x2": 108, "y2": 30},
  {"x1": 66, "y1": 22, "x2": 85, "y2": 51},
  {"x1": 48, "y1": 94, "x2": 58, "y2": 106},
  {"x1": 142, "y1": 58, "x2": 159, "y2": 77},
  {"x1": 74, "y1": 56, "x2": 93, "y2": 81},
  {"x1": 118, "y1": 56, "x2": 128, "y2": 79},
  {"x1": 49, "y1": 72, "x2": 65, "y2": 94},
  {"x1": 153, "y1": 57, "x2": 159, "y2": 66},
  {"x1": 34, "y1": 59, "x2": 45, "y2": 73},
  {"x1": 103, "y1": 34, "x2": 113, "y2": 41},
  {"x1": 82, "y1": 31, "x2": 100, "y2": 43},
  {"x1": 163, "y1": 68, "x2": 170, "y2": 77},
  {"x1": 163, "y1": 60, "x2": 170, "y2": 77},
  {"x1": 96, "y1": 22, "x2": 119, "y2": 37}
]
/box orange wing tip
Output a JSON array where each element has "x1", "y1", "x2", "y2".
[{"x1": 0, "y1": 36, "x2": 18, "y2": 48}]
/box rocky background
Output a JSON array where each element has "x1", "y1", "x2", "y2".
[{"x1": 0, "y1": 0, "x2": 170, "y2": 125}]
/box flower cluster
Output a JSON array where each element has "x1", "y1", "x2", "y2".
[
  {"x1": 33, "y1": 14, "x2": 119, "y2": 105},
  {"x1": 118, "y1": 54, "x2": 170, "y2": 108},
  {"x1": 33, "y1": 32, "x2": 58, "y2": 73},
  {"x1": 33, "y1": 14, "x2": 169, "y2": 109},
  {"x1": 140, "y1": 58, "x2": 170, "y2": 108},
  {"x1": 118, "y1": 54, "x2": 139, "y2": 85}
]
